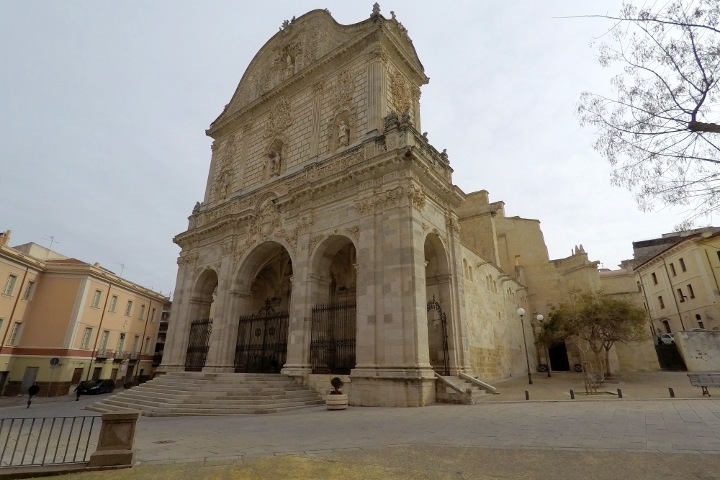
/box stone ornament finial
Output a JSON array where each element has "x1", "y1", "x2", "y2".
[{"x1": 371, "y1": 3, "x2": 381, "y2": 21}]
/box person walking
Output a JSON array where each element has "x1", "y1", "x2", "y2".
[
  {"x1": 27, "y1": 382, "x2": 40, "y2": 408},
  {"x1": 74, "y1": 381, "x2": 84, "y2": 401}
]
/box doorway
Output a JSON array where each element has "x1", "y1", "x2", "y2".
[{"x1": 548, "y1": 343, "x2": 570, "y2": 371}]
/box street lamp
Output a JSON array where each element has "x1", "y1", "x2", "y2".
[
  {"x1": 517, "y1": 308, "x2": 533, "y2": 385},
  {"x1": 536, "y1": 314, "x2": 551, "y2": 378}
]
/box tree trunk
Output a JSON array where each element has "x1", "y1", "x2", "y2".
[{"x1": 604, "y1": 348, "x2": 612, "y2": 377}]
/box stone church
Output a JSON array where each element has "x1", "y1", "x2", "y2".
[{"x1": 158, "y1": 5, "x2": 653, "y2": 407}]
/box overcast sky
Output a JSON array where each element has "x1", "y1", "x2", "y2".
[{"x1": 1, "y1": 1, "x2": 691, "y2": 297}]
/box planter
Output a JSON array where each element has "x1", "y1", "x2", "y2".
[{"x1": 326, "y1": 393, "x2": 348, "y2": 410}]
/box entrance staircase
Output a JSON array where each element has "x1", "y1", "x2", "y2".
[
  {"x1": 86, "y1": 372, "x2": 324, "y2": 416},
  {"x1": 435, "y1": 374, "x2": 497, "y2": 404}
]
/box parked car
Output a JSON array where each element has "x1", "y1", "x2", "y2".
[
  {"x1": 660, "y1": 333, "x2": 675, "y2": 345},
  {"x1": 78, "y1": 379, "x2": 115, "y2": 395}
]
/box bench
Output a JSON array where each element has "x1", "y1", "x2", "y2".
[{"x1": 687, "y1": 373, "x2": 720, "y2": 397}]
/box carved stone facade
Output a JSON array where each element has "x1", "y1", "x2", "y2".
[{"x1": 161, "y1": 6, "x2": 537, "y2": 407}]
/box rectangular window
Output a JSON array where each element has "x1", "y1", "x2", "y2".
[
  {"x1": 139, "y1": 304, "x2": 146, "y2": 320},
  {"x1": 688, "y1": 284, "x2": 695, "y2": 299},
  {"x1": 658, "y1": 296, "x2": 665, "y2": 309},
  {"x1": 145, "y1": 336, "x2": 152, "y2": 354},
  {"x1": 8, "y1": 322, "x2": 21, "y2": 345},
  {"x1": 651, "y1": 272, "x2": 658, "y2": 285},
  {"x1": 132, "y1": 335, "x2": 140, "y2": 353},
  {"x1": 3, "y1": 274, "x2": 17, "y2": 296},
  {"x1": 109, "y1": 295, "x2": 118, "y2": 313},
  {"x1": 99, "y1": 330, "x2": 110, "y2": 351},
  {"x1": 677, "y1": 288, "x2": 685, "y2": 302},
  {"x1": 679, "y1": 258, "x2": 686, "y2": 272},
  {"x1": 125, "y1": 300, "x2": 133, "y2": 316},
  {"x1": 116, "y1": 332, "x2": 125, "y2": 353},
  {"x1": 22, "y1": 281, "x2": 35, "y2": 301},
  {"x1": 91, "y1": 289, "x2": 102, "y2": 308},
  {"x1": 670, "y1": 263, "x2": 677, "y2": 276},
  {"x1": 81, "y1": 327, "x2": 93, "y2": 349},
  {"x1": 151, "y1": 308, "x2": 156, "y2": 322}
]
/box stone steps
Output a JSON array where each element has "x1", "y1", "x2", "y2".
[{"x1": 87, "y1": 372, "x2": 324, "y2": 416}]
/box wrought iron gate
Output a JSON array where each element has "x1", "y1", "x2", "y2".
[
  {"x1": 185, "y1": 319, "x2": 212, "y2": 372},
  {"x1": 234, "y1": 301, "x2": 289, "y2": 373},
  {"x1": 427, "y1": 296, "x2": 450, "y2": 375},
  {"x1": 310, "y1": 302, "x2": 356, "y2": 374}
]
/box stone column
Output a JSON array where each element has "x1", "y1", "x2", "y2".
[
  {"x1": 203, "y1": 255, "x2": 236, "y2": 373},
  {"x1": 445, "y1": 212, "x2": 473, "y2": 374},
  {"x1": 282, "y1": 239, "x2": 315, "y2": 376},
  {"x1": 158, "y1": 262, "x2": 195, "y2": 373},
  {"x1": 366, "y1": 46, "x2": 388, "y2": 133}
]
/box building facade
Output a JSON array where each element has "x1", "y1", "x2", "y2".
[
  {"x1": 636, "y1": 231, "x2": 720, "y2": 336},
  {"x1": 0, "y1": 230, "x2": 167, "y2": 396},
  {"x1": 160, "y1": 6, "x2": 658, "y2": 406}
]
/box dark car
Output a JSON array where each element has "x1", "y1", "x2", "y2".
[{"x1": 78, "y1": 379, "x2": 115, "y2": 395}]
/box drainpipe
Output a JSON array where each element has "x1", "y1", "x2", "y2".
[
  {"x1": 661, "y1": 257, "x2": 686, "y2": 330},
  {"x1": 703, "y1": 249, "x2": 720, "y2": 295},
  {"x1": 86, "y1": 282, "x2": 113, "y2": 381}
]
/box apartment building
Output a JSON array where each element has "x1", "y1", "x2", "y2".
[{"x1": 0, "y1": 230, "x2": 168, "y2": 396}]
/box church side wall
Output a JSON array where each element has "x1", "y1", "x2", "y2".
[{"x1": 459, "y1": 246, "x2": 534, "y2": 381}]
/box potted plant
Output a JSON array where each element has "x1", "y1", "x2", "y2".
[{"x1": 325, "y1": 376, "x2": 348, "y2": 410}]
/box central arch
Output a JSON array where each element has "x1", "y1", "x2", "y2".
[
  {"x1": 309, "y1": 235, "x2": 357, "y2": 374},
  {"x1": 233, "y1": 241, "x2": 293, "y2": 373}
]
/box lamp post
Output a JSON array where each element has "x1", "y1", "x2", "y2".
[
  {"x1": 536, "y1": 314, "x2": 551, "y2": 378},
  {"x1": 517, "y1": 308, "x2": 533, "y2": 385}
]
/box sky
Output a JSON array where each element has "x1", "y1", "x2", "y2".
[{"x1": 1, "y1": 1, "x2": 692, "y2": 297}]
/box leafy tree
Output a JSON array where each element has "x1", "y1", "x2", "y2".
[
  {"x1": 577, "y1": 1, "x2": 720, "y2": 222},
  {"x1": 538, "y1": 290, "x2": 649, "y2": 375}
]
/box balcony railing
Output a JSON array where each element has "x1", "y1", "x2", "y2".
[
  {"x1": 94, "y1": 349, "x2": 113, "y2": 359},
  {"x1": 114, "y1": 351, "x2": 130, "y2": 360},
  {"x1": 129, "y1": 351, "x2": 139, "y2": 360}
]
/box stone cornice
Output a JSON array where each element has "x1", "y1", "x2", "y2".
[
  {"x1": 0, "y1": 244, "x2": 45, "y2": 271},
  {"x1": 43, "y1": 263, "x2": 167, "y2": 301}
]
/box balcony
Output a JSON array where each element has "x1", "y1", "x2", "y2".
[
  {"x1": 94, "y1": 349, "x2": 114, "y2": 359},
  {"x1": 129, "y1": 351, "x2": 140, "y2": 360},
  {"x1": 114, "y1": 350, "x2": 130, "y2": 360}
]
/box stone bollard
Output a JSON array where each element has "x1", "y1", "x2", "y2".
[{"x1": 88, "y1": 411, "x2": 140, "y2": 468}]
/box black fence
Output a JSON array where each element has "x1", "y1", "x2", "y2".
[
  {"x1": 0, "y1": 416, "x2": 99, "y2": 468},
  {"x1": 185, "y1": 318, "x2": 212, "y2": 372},
  {"x1": 235, "y1": 303, "x2": 289, "y2": 373},
  {"x1": 310, "y1": 302, "x2": 356, "y2": 374}
]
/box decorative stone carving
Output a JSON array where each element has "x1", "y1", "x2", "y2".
[
  {"x1": 408, "y1": 185, "x2": 426, "y2": 210},
  {"x1": 390, "y1": 68, "x2": 411, "y2": 115},
  {"x1": 265, "y1": 97, "x2": 292, "y2": 139},
  {"x1": 177, "y1": 251, "x2": 199, "y2": 266},
  {"x1": 345, "y1": 226, "x2": 360, "y2": 240},
  {"x1": 355, "y1": 187, "x2": 404, "y2": 215},
  {"x1": 445, "y1": 211, "x2": 461, "y2": 236},
  {"x1": 309, "y1": 234, "x2": 325, "y2": 253},
  {"x1": 368, "y1": 45, "x2": 388, "y2": 64},
  {"x1": 221, "y1": 238, "x2": 235, "y2": 256}
]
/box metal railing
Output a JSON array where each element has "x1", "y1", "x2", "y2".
[{"x1": 0, "y1": 416, "x2": 99, "y2": 468}]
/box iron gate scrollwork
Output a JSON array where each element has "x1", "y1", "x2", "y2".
[
  {"x1": 185, "y1": 319, "x2": 212, "y2": 372},
  {"x1": 310, "y1": 303, "x2": 356, "y2": 375},
  {"x1": 427, "y1": 296, "x2": 450, "y2": 376},
  {"x1": 235, "y1": 300, "x2": 289, "y2": 373}
]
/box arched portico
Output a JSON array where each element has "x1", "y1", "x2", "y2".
[
  {"x1": 231, "y1": 241, "x2": 294, "y2": 373},
  {"x1": 424, "y1": 233, "x2": 454, "y2": 376},
  {"x1": 184, "y1": 269, "x2": 218, "y2": 371},
  {"x1": 308, "y1": 235, "x2": 357, "y2": 374}
]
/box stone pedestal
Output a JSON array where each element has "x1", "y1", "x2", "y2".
[{"x1": 88, "y1": 411, "x2": 140, "y2": 468}]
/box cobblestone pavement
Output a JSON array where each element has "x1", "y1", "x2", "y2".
[{"x1": 2, "y1": 372, "x2": 720, "y2": 479}]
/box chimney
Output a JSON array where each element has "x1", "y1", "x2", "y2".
[{"x1": 0, "y1": 230, "x2": 10, "y2": 246}]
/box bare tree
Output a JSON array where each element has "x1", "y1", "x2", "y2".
[
  {"x1": 577, "y1": 1, "x2": 720, "y2": 222},
  {"x1": 539, "y1": 290, "x2": 648, "y2": 375}
]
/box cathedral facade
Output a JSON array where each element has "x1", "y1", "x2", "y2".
[{"x1": 159, "y1": 6, "x2": 535, "y2": 406}]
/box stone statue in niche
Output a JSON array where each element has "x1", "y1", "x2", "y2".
[
  {"x1": 268, "y1": 151, "x2": 281, "y2": 177},
  {"x1": 285, "y1": 54, "x2": 294, "y2": 77},
  {"x1": 338, "y1": 120, "x2": 349, "y2": 146}
]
